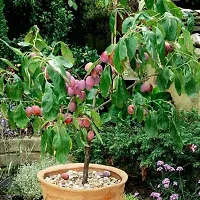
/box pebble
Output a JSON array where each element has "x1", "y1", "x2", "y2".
[{"x1": 45, "y1": 170, "x2": 121, "y2": 189}]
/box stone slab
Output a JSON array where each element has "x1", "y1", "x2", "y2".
[
  {"x1": 0, "y1": 152, "x2": 40, "y2": 167},
  {"x1": 0, "y1": 137, "x2": 41, "y2": 154}
]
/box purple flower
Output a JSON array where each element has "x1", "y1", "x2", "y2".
[
  {"x1": 170, "y1": 194, "x2": 179, "y2": 200},
  {"x1": 164, "y1": 183, "x2": 170, "y2": 188},
  {"x1": 198, "y1": 180, "x2": 200, "y2": 184},
  {"x1": 163, "y1": 164, "x2": 175, "y2": 172},
  {"x1": 176, "y1": 166, "x2": 183, "y2": 171},
  {"x1": 157, "y1": 167, "x2": 163, "y2": 171},
  {"x1": 162, "y1": 178, "x2": 170, "y2": 185},
  {"x1": 157, "y1": 198, "x2": 162, "y2": 200},
  {"x1": 150, "y1": 192, "x2": 161, "y2": 198},
  {"x1": 198, "y1": 191, "x2": 200, "y2": 196},
  {"x1": 133, "y1": 192, "x2": 139, "y2": 197},
  {"x1": 169, "y1": 167, "x2": 175, "y2": 172},
  {"x1": 157, "y1": 184, "x2": 161, "y2": 188},
  {"x1": 163, "y1": 164, "x2": 171, "y2": 171},
  {"x1": 157, "y1": 161, "x2": 164, "y2": 167},
  {"x1": 173, "y1": 181, "x2": 178, "y2": 186}
]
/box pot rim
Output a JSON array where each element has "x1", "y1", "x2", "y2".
[{"x1": 37, "y1": 163, "x2": 128, "y2": 192}]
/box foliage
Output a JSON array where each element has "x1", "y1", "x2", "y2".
[
  {"x1": 125, "y1": 194, "x2": 139, "y2": 200},
  {"x1": 73, "y1": 110, "x2": 200, "y2": 176},
  {"x1": 5, "y1": 0, "x2": 75, "y2": 43},
  {"x1": 71, "y1": 45, "x2": 99, "y2": 78},
  {"x1": 78, "y1": 0, "x2": 110, "y2": 39},
  {"x1": 0, "y1": 0, "x2": 9, "y2": 58},
  {"x1": 0, "y1": 0, "x2": 199, "y2": 183},
  {"x1": 10, "y1": 156, "x2": 59, "y2": 200}
]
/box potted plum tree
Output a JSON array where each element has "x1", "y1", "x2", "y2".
[{"x1": 0, "y1": 0, "x2": 199, "y2": 199}]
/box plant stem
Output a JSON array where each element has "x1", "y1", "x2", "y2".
[{"x1": 82, "y1": 145, "x2": 91, "y2": 184}]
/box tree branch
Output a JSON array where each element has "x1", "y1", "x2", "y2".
[
  {"x1": 82, "y1": 145, "x2": 91, "y2": 184},
  {"x1": 96, "y1": 74, "x2": 157, "y2": 110}
]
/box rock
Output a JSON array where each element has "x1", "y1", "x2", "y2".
[
  {"x1": 191, "y1": 33, "x2": 200, "y2": 48},
  {"x1": 45, "y1": 170, "x2": 121, "y2": 190}
]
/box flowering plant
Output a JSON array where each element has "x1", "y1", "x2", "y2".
[
  {"x1": 149, "y1": 161, "x2": 200, "y2": 200},
  {"x1": 0, "y1": 0, "x2": 199, "y2": 184}
]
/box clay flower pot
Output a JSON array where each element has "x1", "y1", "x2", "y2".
[{"x1": 37, "y1": 163, "x2": 128, "y2": 200}]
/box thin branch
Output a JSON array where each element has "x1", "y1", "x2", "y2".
[{"x1": 96, "y1": 74, "x2": 157, "y2": 110}]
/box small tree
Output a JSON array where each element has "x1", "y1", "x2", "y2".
[{"x1": 0, "y1": 0, "x2": 199, "y2": 184}]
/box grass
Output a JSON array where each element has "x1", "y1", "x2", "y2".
[{"x1": 125, "y1": 194, "x2": 138, "y2": 200}]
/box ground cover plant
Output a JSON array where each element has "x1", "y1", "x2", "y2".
[{"x1": 0, "y1": 0, "x2": 200, "y2": 191}]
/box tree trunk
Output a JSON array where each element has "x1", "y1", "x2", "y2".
[{"x1": 82, "y1": 145, "x2": 91, "y2": 184}]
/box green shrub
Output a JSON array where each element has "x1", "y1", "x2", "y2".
[
  {"x1": 10, "y1": 156, "x2": 59, "y2": 200},
  {"x1": 5, "y1": 0, "x2": 74, "y2": 43},
  {"x1": 0, "y1": 0, "x2": 9, "y2": 58},
  {"x1": 72, "y1": 110, "x2": 200, "y2": 176}
]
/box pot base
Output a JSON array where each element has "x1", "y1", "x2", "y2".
[{"x1": 37, "y1": 163, "x2": 128, "y2": 200}]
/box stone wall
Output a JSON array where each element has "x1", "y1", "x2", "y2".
[{"x1": 0, "y1": 137, "x2": 40, "y2": 167}]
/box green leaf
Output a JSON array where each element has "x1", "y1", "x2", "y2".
[
  {"x1": 136, "y1": 106, "x2": 144, "y2": 122},
  {"x1": 170, "y1": 121, "x2": 183, "y2": 149},
  {"x1": 143, "y1": 28, "x2": 157, "y2": 58},
  {"x1": 52, "y1": 72, "x2": 67, "y2": 101},
  {"x1": 164, "y1": 0, "x2": 183, "y2": 18},
  {"x1": 111, "y1": 76, "x2": 128, "y2": 108},
  {"x1": 0, "y1": 76, "x2": 4, "y2": 94},
  {"x1": 41, "y1": 129, "x2": 48, "y2": 158},
  {"x1": 156, "y1": 67, "x2": 174, "y2": 91},
  {"x1": 145, "y1": 113, "x2": 157, "y2": 136},
  {"x1": 106, "y1": 44, "x2": 116, "y2": 55},
  {"x1": 8, "y1": 109, "x2": 17, "y2": 129},
  {"x1": 1, "y1": 102, "x2": 7, "y2": 119},
  {"x1": 42, "y1": 82, "x2": 60, "y2": 121},
  {"x1": 145, "y1": 0, "x2": 154, "y2": 9},
  {"x1": 17, "y1": 42, "x2": 31, "y2": 47},
  {"x1": 113, "y1": 40, "x2": 126, "y2": 74},
  {"x1": 161, "y1": 13, "x2": 178, "y2": 41},
  {"x1": 109, "y1": 11, "x2": 115, "y2": 34},
  {"x1": 48, "y1": 55, "x2": 72, "y2": 81},
  {"x1": 156, "y1": 0, "x2": 166, "y2": 15},
  {"x1": 119, "y1": 39, "x2": 128, "y2": 61},
  {"x1": 24, "y1": 26, "x2": 48, "y2": 51},
  {"x1": 186, "y1": 11, "x2": 194, "y2": 33},
  {"x1": 0, "y1": 58, "x2": 19, "y2": 71},
  {"x1": 91, "y1": 123, "x2": 103, "y2": 145},
  {"x1": 174, "y1": 75, "x2": 182, "y2": 96},
  {"x1": 99, "y1": 66, "x2": 112, "y2": 98},
  {"x1": 91, "y1": 110, "x2": 103, "y2": 128},
  {"x1": 122, "y1": 17, "x2": 135, "y2": 34},
  {"x1": 156, "y1": 27, "x2": 165, "y2": 64},
  {"x1": 53, "y1": 126, "x2": 72, "y2": 163},
  {"x1": 14, "y1": 104, "x2": 29, "y2": 129},
  {"x1": 125, "y1": 35, "x2": 137, "y2": 61},
  {"x1": 157, "y1": 111, "x2": 169, "y2": 130},
  {"x1": 5, "y1": 76, "x2": 24, "y2": 101},
  {"x1": 75, "y1": 130, "x2": 87, "y2": 148},
  {"x1": 0, "y1": 39, "x2": 23, "y2": 56},
  {"x1": 183, "y1": 29, "x2": 194, "y2": 54},
  {"x1": 60, "y1": 42, "x2": 75, "y2": 65},
  {"x1": 120, "y1": 0, "x2": 127, "y2": 6},
  {"x1": 33, "y1": 117, "x2": 44, "y2": 134},
  {"x1": 40, "y1": 127, "x2": 55, "y2": 157},
  {"x1": 134, "y1": 92, "x2": 146, "y2": 105},
  {"x1": 184, "y1": 72, "x2": 197, "y2": 97}
]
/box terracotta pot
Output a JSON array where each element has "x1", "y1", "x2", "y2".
[{"x1": 37, "y1": 163, "x2": 128, "y2": 200}]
